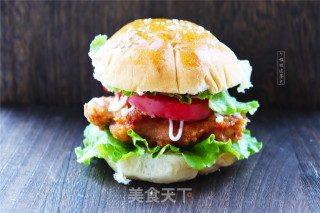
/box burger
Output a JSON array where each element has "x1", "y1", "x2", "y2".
[{"x1": 75, "y1": 18, "x2": 262, "y2": 184}]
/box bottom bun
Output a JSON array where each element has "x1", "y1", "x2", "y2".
[{"x1": 106, "y1": 151, "x2": 237, "y2": 184}]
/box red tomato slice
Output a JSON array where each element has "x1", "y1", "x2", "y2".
[
  {"x1": 103, "y1": 86, "x2": 109, "y2": 92},
  {"x1": 128, "y1": 93, "x2": 213, "y2": 121}
]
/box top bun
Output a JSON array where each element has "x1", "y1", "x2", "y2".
[{"x1": 90, "y1": 18, "x2": 243, "y2": 95}]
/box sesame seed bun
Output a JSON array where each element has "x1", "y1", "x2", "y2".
[{"x1": 90, "y1": 18, "x2": 243, "y2": 95}]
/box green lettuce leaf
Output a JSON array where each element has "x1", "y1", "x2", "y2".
[
  {"x1": 168, "y1": 93, "x2": 192, "y2": 104},
  {"x1": 105, "y1": 84, "x2": 192, "y2": 103},
  {"x1": 75, "y1": 124, "x2": 106, "y2": 165},
  {"x1": 231, "y1": 129, "x2": 262, "y2": 160},
  {"x1": 90, "y1": 34, "x2": 108, "y2": 53},
  {"x1": 103, "y1": 84, "x2": 136, "y2": 97},
  {"x1": 181, "y1": 136, "x2": 237, "y2": 169},
  {"x1": 75, "y1": 124, "x2": 262, "y2": 170},
  {"x1": 197, "y1": 90, "x2": 213, "y2": 100},
  {"x1": 207, "y1": 90, "x2": 259, "y2": 115}
]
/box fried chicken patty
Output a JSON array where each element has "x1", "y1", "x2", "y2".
[{"x1": 84, "y1": 96, "x2": 247, "y2": 147}]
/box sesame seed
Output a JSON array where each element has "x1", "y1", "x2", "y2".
[
  {"x1": 144, "y1": 18, "x2": 151, "y2": 24},
  {"x1": 166, "y1": 26, "x2": 176, "y2": 30},
  {"x1": 132, "y1": 36, "x2": 139, "y2": 41},
  {"x1": 172, "y1": 19, "x2": 178, "y2": 23},
  {"x1": 138, "y1": 27, "x2": 143, "y2": 31},
  {"x1": 161, "y1": 22, "x2": 165, "y2": 25},
  {"x1": 199, "y1": 26, "x2": 204, "y2": 30},
  {"x1": 126, "y1": 26, "x2": 133, "y2": 32},
  {"x1": 156, "y1": 22, "x2": 160, "y2": 24},
  {"x1": 126, "y1": 33, "x2": 136, "y2": 41},
  {"x1": 142, "y1": 29, "x2": 146, "y2": 32},
  {"x1": 180, "y1": 22, "x2": 185, "y2": 26},
  {"x1": 183, "y1": 30, "x2": 187, "y2": 34},
  {"x1": 166, "y1": 20, "x2": 172, "y2": 23},
  {"x1": 186, "y1": 23, "x2": 192, "y2": 27},
  {"x1": 128, "y1": 31, "x2": 137, "y2": 38}
]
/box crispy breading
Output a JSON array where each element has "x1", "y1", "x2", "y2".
[
  {"x1": 84, "y1": 96, "x2": 247, "y2": 147},
  {"x1": 84, "y1": 97, "x2": 114, "y2": 128}
]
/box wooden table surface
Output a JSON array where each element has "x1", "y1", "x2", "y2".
[{"x1": 0, "y1": 105, "x2": 319, "y2": 213}]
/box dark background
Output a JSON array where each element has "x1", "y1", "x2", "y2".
[{"x1": 1, "y1": 1, "x2": 320, "y2": 109}]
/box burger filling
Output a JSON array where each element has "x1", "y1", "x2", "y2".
[
  {"x1": 76, "y1": 88, "x2": 262, "y2": 171},
  {"x1": 84, "y1": 95, "x2": 247, "y2": 147}
]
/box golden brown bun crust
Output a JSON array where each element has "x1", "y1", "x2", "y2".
[{"x1": 91, "y1": 19, "x2": 243, "y2": 95}]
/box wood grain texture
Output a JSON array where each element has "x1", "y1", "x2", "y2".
[
  {"x1": 1, "y1": 1, "x2": 320, "y2": 108},
  {"x1": 0, "y1": 106, "x2": 319, "y2": 212}
]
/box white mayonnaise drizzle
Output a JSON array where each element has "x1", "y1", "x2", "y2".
[
  {"x1": 232, "y1": 112, "x2": 243, "y2": 119},
  {"x1": 121, "y1": 106, "x2": 135, "y2": 116},
  {"x1": 168, "y1": 119, "x2": 184, "y2": 141},
  {"x1": 215, "y1": 113, "x2": 224, "y2": 123},
  {"x1": 108, "y1": 96, "x2": 128, "y2": 112},
  {"x1": 136, "y1": 91, "x2": 144, "y2": 96}
]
